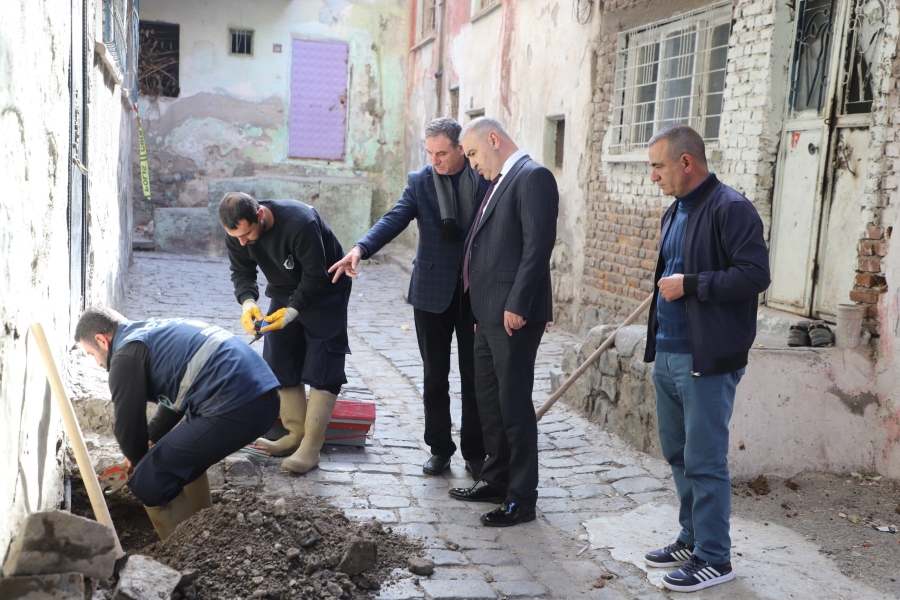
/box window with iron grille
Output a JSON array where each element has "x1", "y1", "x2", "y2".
[
  {"x1": 610, "y1": 2, "x2": 731, "y2": 154},
  {"x1": 230, "y1": 29, "x2": 253, "y2": 55},
  {"x1": 138, "y1": 21, "x2": 180, "y2": 98},
  {"x1": 555, "y1": 119, "x2": 566, "y2": 169},
  {"x1": 420, "y1": 0, "x2": 437, "y2": 38},
  {"x1": 102, "y1": 0, "x2": 131, "y2": 77},
  {"x1": 448, "y1": 88, "x2": 460, "y2": 121}
]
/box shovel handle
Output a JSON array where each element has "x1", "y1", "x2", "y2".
[
  {"x1": 30, "y1": 322, "x2": 125, "y2": 558},
  {"x1": 536, "y1": 294, "x2": 653, "y2": 422}
]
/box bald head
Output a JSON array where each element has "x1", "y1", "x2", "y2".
[{"x1": 460, "y1": 117, "x2": 519, "y2": 181}]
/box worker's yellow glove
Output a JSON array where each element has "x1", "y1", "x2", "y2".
[
  {"x1": 261, "y1": 307, "x2": 299, "y2": 333},
  {"x1": 241, "y1": 299, "x2": 263, "y2": 335}
]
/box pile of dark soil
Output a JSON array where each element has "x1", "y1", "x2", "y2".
[{"x1": 72, "y1": 482, "x2": 423, "y2": 599}]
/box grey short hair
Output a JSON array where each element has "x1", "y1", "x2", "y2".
[
  {"x1": 425, "y1": 118, "x2": 462, "y2": 146},
  {"x1": 460, "y1": 117, "x2": 508, "y2": 141},
  {"x1": 648, "y1": 123, "x2": 707, "y2": 165}
]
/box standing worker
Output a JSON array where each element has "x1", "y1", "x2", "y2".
[
  {"x1": 75, "y1": 307, "x2": 280, "y2": 540},
  {"x1": 641, "y1": 124, "x2": 770, "y2": 592},
  {"x1": 448, "y1": 117, "x2": 558, "y2": 527},
  {"x1": 218, "y1": 192, "x2": 351, "y2": 474},
  {"x1": 329, "y1": 118, "x2": 490, "y2": 479}
]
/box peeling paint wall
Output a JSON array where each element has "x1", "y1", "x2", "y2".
[
  {"x1": 1, "y1": 0, "x2": 134, "y2": 560},
  {"x1": 135, "y1": 0, "x2": 411, "y2": 250},
  {"x1": 405, "y1": 0, "x2": 598, "y2": 328}
]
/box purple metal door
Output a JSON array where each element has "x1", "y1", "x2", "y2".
[{"x1": 289, "y1": 38, "x2": 349, "y2": 160}]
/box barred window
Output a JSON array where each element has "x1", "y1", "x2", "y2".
[
  {"x1": 230, "y1": 29, "x2": 253, "y2": 55},
  {"x1": 610, "y1": 2, "x2": 731, "y2": 154}
]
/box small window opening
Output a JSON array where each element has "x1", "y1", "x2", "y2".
[
  {"x1": 231, "y1": 29, "x2": 253, "y2": 55},
  {"x1": 138, "y1": 21, "x2": 180, "y2": 98},
  {"x1": 555, "y1": 119, "x2": 566, "y2": 169},
  {"x1": 448, "y1": 88, "x2": 460, "y2": 121}
]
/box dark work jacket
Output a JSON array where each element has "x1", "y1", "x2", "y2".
[
  {"x1": 108, "y1": 318, "x2": 279, "y2": 464},
  {"x1": 226, "y1": 200, "x2": 350, "y2": 312},
  {"x1": 643, "y1": 175, "x2": 771, "y2": 376}
]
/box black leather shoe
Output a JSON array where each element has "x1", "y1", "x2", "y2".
[
  {"x1": 448, "y1": 479, "x2": 504, "y2": 503},
  {"x1": 464, "y1": 458, "x2": 485, "y2": 480},
  {"x1": 422, "y1": 454, "x2": 452, "y2": 476},
  {"x1": 480, "y1": 501, "x2": 536, "y2": 527}
]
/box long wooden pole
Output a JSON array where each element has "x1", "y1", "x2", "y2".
[
  {"x1": 536, "y1": 294, "x2": 653, "y2": 422},
  {"x1": 30, "y1": 322, "x2": 125, "y2": 559}
]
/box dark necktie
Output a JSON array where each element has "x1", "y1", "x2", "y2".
[{"x1": 463, "y1": 175, "x2": 501, "y2": 292}]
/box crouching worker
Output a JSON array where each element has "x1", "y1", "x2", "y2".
[{"x1": 75, "y1": 306, "x2": 280, "y2": 541}]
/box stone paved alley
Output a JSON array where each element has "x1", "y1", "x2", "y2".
[{"x1": 108, "y1": 249, "x2": 891, "y2": 600}]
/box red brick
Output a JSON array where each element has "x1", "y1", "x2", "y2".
[
  {"x1": 849, "y1": 290, "x2": 879, "y2": 304},
  {"x1": 858, "y1": 258, "x2": 881, "y2": 272},
  {"x1": 866, "y1": 224, "x2": 884, "y2": 239},
  {"x1": 874, "y1": 243, "x2": 889, "y2": 257},
  {"x1": 856, "y1": 273, "x2": 878, "y2": 287},
  {"x1": 858, "y1": 242, "x2": 874, "y2": 256}
]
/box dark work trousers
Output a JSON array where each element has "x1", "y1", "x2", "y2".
[
  {"x1": 263, "y1": 286, "x2": 351, "y2": 396},
  {"x1": 413, "y1": 283, "x2": 485, "y2": 461},
  {"x1": 475, "y1": 320, "x2": 545, "y2": 508},
  {"x1": 129, "y1": 388, "x2": 279, "y2": 506}
]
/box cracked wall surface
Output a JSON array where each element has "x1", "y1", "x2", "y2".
[{"x1": 1, "y1": 0, "x2": 134, "y2": 560}]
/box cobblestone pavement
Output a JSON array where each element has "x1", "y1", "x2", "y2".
[{"x1": 121, "y1": 250, "x2": 677, "y2": 599}]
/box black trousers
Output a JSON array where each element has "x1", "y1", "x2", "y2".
[
  {"x1": 413, "y1": 284, "x2": 485, "y2": 460},
  {"x1": 475, "y1": 320, "x2": 545, "y2": 508}
]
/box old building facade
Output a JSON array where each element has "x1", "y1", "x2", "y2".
[
  {"x1": 405, "y1": 0, "x2": 900, "y2": 478},
  {"x1": 133, "y1": 0, "x2": 412, "y2": 254},
  {"x1": 1, "y1": 0, "x2": 137, "y2": 556}
]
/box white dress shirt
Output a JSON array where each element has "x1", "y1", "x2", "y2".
[{"x1": 481, "y1": 149, "x2": 527, "y2": 217}]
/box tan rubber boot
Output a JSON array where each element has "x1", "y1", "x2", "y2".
[
  {"x1": 144, "y1": 490, "x2": 193, "y2": 541},
  {"x1": 253, "y1": 385, "x2": 306, "y2": 456},
  {"x1": 184, "y1": 471, "x2": 212, "y2": 513},
  {"x1": 282, "y1": 389, "x2": 336, "y2": 474}
]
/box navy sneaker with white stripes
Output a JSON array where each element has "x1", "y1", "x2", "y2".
[
  {"x1": 644, "y1": 540, "x2": 694, "y2": 567},
  {"x1": 662, "y1": 555, "x2": 734, "y2": 592}
]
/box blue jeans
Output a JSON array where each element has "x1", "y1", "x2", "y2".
[{"x1": 653, "y1": 352, "x2": 744, "y2": 564}]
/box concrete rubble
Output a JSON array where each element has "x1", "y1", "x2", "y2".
[{"x1": 111, "y1": 555, "x2": 182, "y2": 600}]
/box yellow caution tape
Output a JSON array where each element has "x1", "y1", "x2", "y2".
[{"x1": 136, "y1": 113, "x2": 151, "y2": 200}]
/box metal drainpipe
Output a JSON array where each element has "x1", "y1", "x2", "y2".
[{"x1": 435, "y1": 0, "x2": 447, "y2": 119}]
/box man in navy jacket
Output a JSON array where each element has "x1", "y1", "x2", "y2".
[
  {"x1": 641, "y1": 124, "x2": 770, "y2": 593},
  {"x1": 329, "y1": 118, "x2": 490, "y2": 478}
]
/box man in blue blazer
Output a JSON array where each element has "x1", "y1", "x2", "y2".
[
  {"x1": 330, "y1": 118, "x2": 490, "y2": 478},
  {"x1": 448, "y1": 118, "x2": 559, "y2": 527}
]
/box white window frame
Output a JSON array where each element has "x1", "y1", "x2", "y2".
[{"x1": 609, "y1": 1, "x2": 731, "y2": 155}]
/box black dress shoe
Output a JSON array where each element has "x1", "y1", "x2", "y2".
[
  {"x1": 422, "y1": 454, "x2": 452, "y2": 475},
  {"x1": 480, "y1": 501, "x2": 536, "y2": 527},
  {"x1": 464, "y1": 458, "x2": 485, "y2": 480},
  {"x1": 448, "y1": 479, "x2": 505, "y2": 503}
]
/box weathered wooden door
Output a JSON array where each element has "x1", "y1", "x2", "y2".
[
  {"x1": 768, "y1": 0, "x2": 884, "y2": 318},
  {"x1": 288, "y1": 38, "x2": 349, "y2": 161}
]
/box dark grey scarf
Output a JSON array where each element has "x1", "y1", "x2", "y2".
[{"x1": 434, "y1": 162, "x2": 477, "y2": 240}]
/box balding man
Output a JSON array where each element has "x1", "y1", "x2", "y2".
[
  {"x1": 641, "y1": 124, "x2": 770, "y2": 592},
  {"x1": 448, "y1": 118, "x2": 558, "y2": 527},
  {"x1": 329, "y1": 118, "x2": 490, "y2": 479}
]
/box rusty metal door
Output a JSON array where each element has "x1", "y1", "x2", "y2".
[{"x1": 768, "y1": 0, "x2": 884, "y2": 317}]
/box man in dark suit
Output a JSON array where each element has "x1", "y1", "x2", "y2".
[
  {"x1": 329, "y1": 118, "x2": 490, "y2": 478},
  {"x1": 448, "y1": 117, "x2": 559, "y2": 527}
]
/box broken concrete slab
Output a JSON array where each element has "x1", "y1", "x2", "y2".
[
  {"x1": 112, "y1": 554, "x2": 182, "y2": 600},
  {"x1": 584, "y1": 502, "x2": 890, "y2": 599},
  {"x1": 337, "y1": 537, "x2": 378, "y2": 575},
  {"x1": 2, "y1": 510, "x2": 117, "y2": 580},
  {"x1": 0, "y1": 572, "x2": 86, "y2": 599}
]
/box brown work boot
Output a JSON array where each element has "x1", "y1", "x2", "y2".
[
  {"x1": 184, "y1": 471, "x2": 212, "y2": 513},
  {"x1": 144, "y1": 490, "x2": 193, "y2": 541},
  {"x1": 254, "y1": 385, "x2": 306, "y2": 456},
  {"x1": 282, "y1": 389, "x2": 336, "y2": 474}
]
